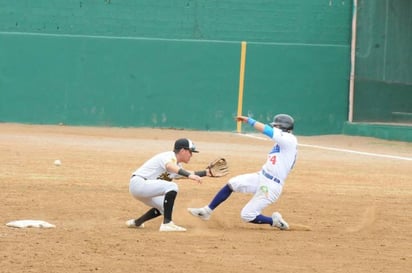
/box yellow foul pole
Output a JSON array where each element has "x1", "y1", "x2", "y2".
[{"x1": 237, "y1": 41, "x2": 247, "y2": 133}]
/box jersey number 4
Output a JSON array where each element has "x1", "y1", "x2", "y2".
[{"x1": 269, "y1": 155, "x2": 277, "y2": 165}]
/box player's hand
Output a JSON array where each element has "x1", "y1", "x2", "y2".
[
  {"x1": 188, "y1": 174, "x2": 202, "y2": 184},
  {"x1": 236, "y1": 116, "x2": 248, "y2": 123}
]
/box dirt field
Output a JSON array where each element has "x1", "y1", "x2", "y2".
[{"x1": 0, "y1": 123, "x2": 411, "y2": 273}]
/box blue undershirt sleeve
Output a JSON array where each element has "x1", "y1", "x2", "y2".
[{"x1": 263, "y1": 124, "x2": 274, "y2": 138}]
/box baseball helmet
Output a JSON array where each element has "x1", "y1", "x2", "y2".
[{"x1": 270, "y1": 114, "x2": 294, "y2": 131}]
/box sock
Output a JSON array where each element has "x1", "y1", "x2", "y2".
[
  {"x1": 249, "y1": 214, "x2": 272, "y2": 225},
  {"x1": 208, "y1": 184, "x2": 233, "y2": 210},
  {"x1": 135, "y1": 208, "x2": 161, "y2": 226},
  {"x1": 163, "y1": 190, "x2": 177, "y2": 224}
]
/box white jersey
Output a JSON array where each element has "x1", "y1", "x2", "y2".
[
  {"x1": 226, "y1": 126, "x2": 298, "y2": 222},
  {"x1": 262, "y1": 127, "x2": 297, "y2": 183},
  {"x1": 132, "y1": 151, "x2": 182, "y2": 180}
]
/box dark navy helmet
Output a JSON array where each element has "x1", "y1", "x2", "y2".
[{"x1": 270, "y1": 114, "x2": 294, "y2": 131}]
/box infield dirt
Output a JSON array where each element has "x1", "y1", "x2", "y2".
[{"x1": 1, "y1": 123, "x2": 411, "y2": 273}]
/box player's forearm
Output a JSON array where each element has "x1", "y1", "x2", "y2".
[
  {"x1": 195, "y1": 170, "x2": 209, "y2": 177},
  {"x1": 177, "y1": 167, "x2": 202, "y2": 183},
  {"x1": 246, "y1": 117, "x2": 274, "y2": 137},
  {"x1": 246, "y1": 117, "x2": 265, "y2": 132}
]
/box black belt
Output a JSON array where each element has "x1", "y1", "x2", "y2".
[
  {"x1": 131, "y1": 174, "x2": 147, "y2": 180},
  {"x1": 261, "y1": 169, "x2": 280, "y2": 184}
]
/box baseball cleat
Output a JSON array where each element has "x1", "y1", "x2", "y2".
[
  {"x1": 159, "y1": 221, "x2": 187, "y2": 232},
  {"x1": 187, "y1": 206, "x2": 212, "y2": 220},
  {"x1": 126, "y1": 219, "x2": 145, "y2": 229},
  {"x1": 272, "y1": 212, "x2": 289, "y2": 230}
]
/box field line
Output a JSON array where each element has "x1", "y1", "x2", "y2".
[{"x1": 235, "y1": 133, "x2": 412, "y2": 161}]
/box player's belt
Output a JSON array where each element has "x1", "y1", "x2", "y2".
[
  {"x1": 131, "y1": 174, "x2": 147, "y2": 180},
  {"x1": 261, "y1": 169, "x2": 280, "y2": 184}
]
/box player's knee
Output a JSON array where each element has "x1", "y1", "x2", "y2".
[
  {"x1": 240, "y1": 209, "x2": 256, "y2": 222},
  {"x1": 165, "y1": 182, "x2": 179, "y2": 192},
  {"x1": 227, "y1": 177, "x2": 237, "y2": 187}
]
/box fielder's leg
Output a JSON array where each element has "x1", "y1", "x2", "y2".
[
  {"x1": 162, "y1": 190, "x2": 177, "y2": 224},
  {"x1": 159, "y1": 190, "x2": 186, "y2": 232},
  {"x1": 126, "y1": 207, "x2": 161, "y2": 228}
]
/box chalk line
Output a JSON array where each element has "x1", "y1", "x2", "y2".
[{"x1": 235, "y1": 133, "x2": 412, "y2": 161}]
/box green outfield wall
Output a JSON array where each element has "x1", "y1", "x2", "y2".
[
  {"x1": 1, "y1": 0, "x2": 409, "y2": 141},
  {"x1": 350, "y1": 0, "x2": 412, "y2": 141},
  {"x1": 354, "y1": 0, "x2": 412, "y2": 124},
  {"x1": 0, "y1": 0, "x2": 352, "y2": 136}
]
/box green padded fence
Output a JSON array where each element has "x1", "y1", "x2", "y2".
[
  {"x1": 0, "y1": 1, "x2": 362, "y2": 137},
  {"x1": 354, "y1": 0, "x2": 412, "y2": 125}
]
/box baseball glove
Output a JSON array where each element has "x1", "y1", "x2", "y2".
[
  {"x1": 207, "y1": 158, "x2": 229, "y2": 177},
  {"x1": 157, "y1": 172, "x2": 173, "y2": 181}
]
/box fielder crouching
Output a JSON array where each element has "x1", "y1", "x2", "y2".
[{"x1": 126, "y1": 138, "x2": 211, "y2": 232}]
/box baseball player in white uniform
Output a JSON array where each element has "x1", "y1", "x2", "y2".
[
  {"x1": 127, "y1": 138, "x2": 212, "y2": 232},
  {"x1": 188, "y1": 114, "x2": 297, "y2": 230}
]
